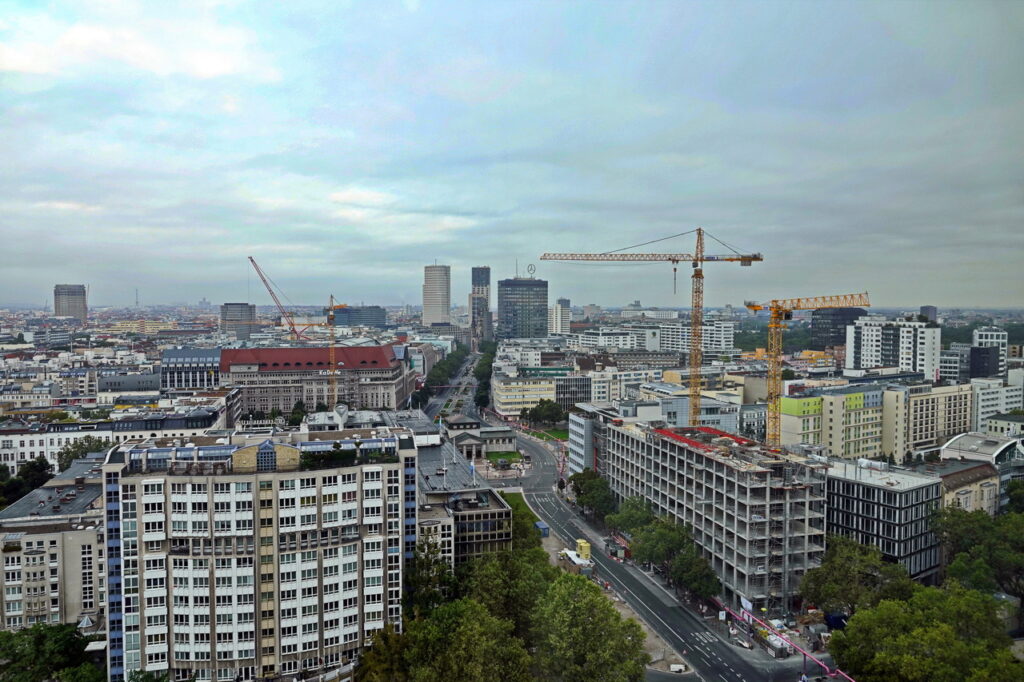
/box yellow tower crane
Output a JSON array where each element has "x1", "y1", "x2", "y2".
[
  {"x1": 744, "y1": 292, "x2": 871, "y2": 448},
  {"x1": 542, "y1": 228, "x2": 762, "y2": 426}
]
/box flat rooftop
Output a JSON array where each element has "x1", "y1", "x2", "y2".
[
  {"x1": 0, "y1": 483, "x2": 103, "y2": 521},
  {"x1": 417, "y1": 443, "x2": 489, "y2": 494},
  {"x1": 827, "y1": 460, "x2": 940, "y2": 491}
]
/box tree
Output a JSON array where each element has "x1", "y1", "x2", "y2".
[
  {"x1": 464, "y1": 547, "x2": 559, "y2": 642},
  {"x1": 18, "y1": 456, "x2": 53, "y2": 491},
  {"x1": 830, "y1": 581, "x2": 1015, "y2": 682},
  {"x1": 1005, "y1": 480, "x2": 1024, "y2": 514},
  {"x1": 0, "y1": 623, "x2": 91, "y2": 682},
  {"x1": 932, "y1": 508, "x2": 1024, "y2": 615},
  {"x1": 404, "y1": 540, "x2": 456, "y2": 618},
  {"x1": 404, "y1": 598, "x2": 532, "y2": 682},
  {"x1": 578, "y1": 477, "x2": 615, "y2": 520},
  {"x1": 781, "y1": 368, "x2": 797, "y2": 380},
  {"x1": 800, "y1": 535, "x2": 915, "y2": 615},
  {"x1": 55, "y1": 436, "x2": 112, "y2": 472},
  {"x1": 57, "y1": 663, "x2": 105, "y2": 682},
  {"x1": 355, "y1": 622, "x2": 408, "y2": 682},
  {"x1": 529, "y1": 399, "x2": 565, "y2": 426},
  {"x1": 605, "y1": 497, "x2": 655, "y2": 534},
  {"x1": 127, "y1": 672, "x2": 170, "y2": 682},
  {"x1": 556, "y1": 477, "x2": 566, "y2": 493},
  {"x1": 670, "y1": 547, "x2": 721, "y2": 599},
  {"x1": 314, "y1": 401, "x2": 329, "y2": 412},
  {"x1": 532, "y1": 573, "x2": 650, "y2": 682},
  {"x1": 630, "y1": 518, "x2": 691, "y2": 571},
  {"x1": 568, "y1": 468, "x2": 600, "y2": 498}
]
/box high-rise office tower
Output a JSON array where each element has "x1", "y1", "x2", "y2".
[
  {"x1": 220, "y1": 302, "x2": 257, "y2": 340},
  {"x1": 548, "y1": 297, "x2": 571, "y2": 335},
  {"x1": 919, "y1": 305, "x2": 938, "y2": 323},
  {"x1": 53, "y1": 284, "x2": 87, "y2": 323},
  {"x1": 497, "y1": 277, "x2": 548, "y2": 339},
  {"x1": 809, "y1": 307, "x2": 866, "y2": 350},
  {"x1": 422, "y1": 265, "x2": 451, "y2": 326},
  {"x1": 469, "y1": 266, "x2": 492, "y2": 344}
]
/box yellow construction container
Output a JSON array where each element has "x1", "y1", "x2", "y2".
[{"x1": 576, "y1": 539, "x2": 591, "y2": 560}]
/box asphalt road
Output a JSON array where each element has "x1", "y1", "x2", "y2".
[{"x1": 513, "y1": 434, "x2": 821, "y2": 682}]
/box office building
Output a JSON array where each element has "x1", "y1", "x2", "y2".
[
  {"x1": 220, "y1": 303, "x2": 257, "y2": 340},
  {"x1": 845, "y1": 317, "x2": 941, "y2": 380},
  {"x1": 102, "y1": 430, "x2": 417, "y2": 682},
  {"x1": 548, "y1": 298, "x2": 571, "y2": 336},
  {"x1": 160, "y1": 349, "x2": 222, "y2": 390},
  {"x1": 823, "y1": 459, "x2": 941, "y2": 582},
  {"x1": 882, "y1": 383, "x2": 973, "y2": 460},
  {"x1": 603, "y1": 425, "x2": 827, "y2": 611},
  {"x1": 970, "y1": 378, "x2": 1024, "y2": 431},
  {"x1": 422, "y1": 265, "x2": 451, "y2": 326},
  {"x1": 220, "y1": 347, "x2": 417, "y2": 413},
  {"x1": 54, "y1": 284, "x2": 88, "y2": 323},
  {"x1": 973, "y1": 327, "x2": 1008, "y2": 376},
  {"x1": 941, "y1": 432, "x2": 1024, "y2": 511},
  {"x1": 940, "y1": 344, "x2": 1000, "y2": 384},
  {"x1": 919, "y1": 306, "x2": 937, "y2": 323},
  {"x1": 328, "y1": 306, "x2": 387, "y2": 329},
  {"x1": 810, "y1": 308, "x2": 866, "y2": 350},
  {"x1": 657, "y1": 320, "x2": 736, "y2": 357},
  {"x1": 987, "y1": 413, "x2": 1024, "y2": 438},
  {"x1": 496, "y1": 277, "x2": 548, "y2": 339}
]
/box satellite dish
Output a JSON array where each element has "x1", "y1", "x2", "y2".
[{"x1": 527, "y1": 264, "x2": 536, "y2": 276}]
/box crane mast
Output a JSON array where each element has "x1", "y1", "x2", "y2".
[
  {"x1": 745, "y1": 292, "x2": 871, "y2": 447},
  {"x1": 541, "y1": 230, "x2": 761, "y2": 428}
]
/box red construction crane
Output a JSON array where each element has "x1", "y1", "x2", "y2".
[{"x1": 248, "y1": 256, "x2": 308, "y2": 341}]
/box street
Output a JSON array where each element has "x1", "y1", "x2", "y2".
[{"x1": 514, "y1": 433, "x2": 821, "y2": 682}]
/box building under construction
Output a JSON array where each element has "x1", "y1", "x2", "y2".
[{"x1": 602, "y1": 424, "x2": 827, "y2": 613}]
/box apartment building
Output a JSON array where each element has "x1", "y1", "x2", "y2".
[
  {"x1": 422, "y1": 265, "x2": 451, "y2": 327},
  {"x1": 102, "y1": 430, "x2": 417, "y2": 682},
  {"x1": 845, "y1": 317, "x2": 941, "y2": 380},
  {"x1": 0, "y1": 458, "x2": 106, "y2": 632},
  {"x1": 780, "y1": 385, "x2": 884, "y2": 459},
  {"x1": 548, "y1": 298, "x2": 571, "y2": 336},
  {"x1": 823, "y1": 459, "x2": 941, "y2": 582},
  {"x1": 987, "y1": 413, "x2": 1024, "y2": 438},
  {"x1": 489, "y1": 374, "x2": 556, "y2": 419},
  {"x1": 219, "y1": 303, "x2": 257, "y2": 341},
  {"x1": 602, "y1": 425, "x2": 827, "y2": 612},
  {"x1": 656, "y1": 320, "x2": 736, "y2": 356}
]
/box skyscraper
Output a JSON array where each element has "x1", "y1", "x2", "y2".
[
  {"x1": 53, "y1": 284, "x2": 87, "y2": 323},
  {"x1": 809, "y1": 307, "x2": 867, "y2": 350},
  {"x1": 422, "y1": 265, "x2": 451, "y2": 326},
  {"x1": 220, "y1": 302, "x2": 257, "y2": 340},
  {"x1": 469, "y1": 266, "x2": 492, "y2": 344},
  {"x1": 497, "y1": 277, "x2": 548, "y2": 339}
]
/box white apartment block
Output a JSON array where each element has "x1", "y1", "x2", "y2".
[
  {"x1": 882, "y1": 383, "x2": 973, "y2": 459},
  {"x1": 846, "y1": 317, "x2": 941, "y2": 380},
  {"x1": 603, "y1": 425, "x2": 827, "y2": 612},
  {"x1": 970, "y1": 378, "x2": 1024, "y2": 432},
  {"x1": 973, "y1": 326, "x2": 1008, "y2": 376},
  {"x1": 422, "y1": 265, "x2": 451, "y2": 326},
  {"x1": 547, "y1": 301, "x2": 571, "y2": 336},
  {"x1": 103, "y1": 433, "x2": 416, "y2": 682},
  {"x1": 0, "y1": 459, "x2": 106, "y2": 633},
  {"x1": 657, "y1": 321, "x2": 736, "y2": 356}
]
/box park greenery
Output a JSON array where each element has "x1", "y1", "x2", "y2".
[
  {"x1": 800, "y1": 533, "x2": 1021, "y2": 681},
  {"x1": 357, "y1": 489, "x2": 649, "y2": 682},
  {"x1": 606, "y1": 497, "x2": 721, "y2": 600}
]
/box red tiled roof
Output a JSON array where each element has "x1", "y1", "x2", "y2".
[{"x1": 220, "y1": 346, "x2": 399, "y2": 372}]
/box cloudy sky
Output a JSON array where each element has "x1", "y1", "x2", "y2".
[{"x1": 2, "y1": 0, "x2": 1021, "y2": 309}]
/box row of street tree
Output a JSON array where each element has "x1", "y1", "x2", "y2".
[
  {"x1": 355, "y1": 492, "x2": 650, "y2": 681},
  {"x1": 410, "y1": 345, "x2": 470, "y2": 408}
]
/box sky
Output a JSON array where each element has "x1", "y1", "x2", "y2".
[{"x1": 1, "y1": 0, "x2": 1022, "y2": 310}]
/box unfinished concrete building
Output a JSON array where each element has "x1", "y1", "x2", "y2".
[{"x1": 603, "y1": 425, "x2": 827, "y2": 613}]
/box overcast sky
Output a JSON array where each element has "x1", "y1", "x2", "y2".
[{"x1": 2, "y1": 0, "x2": 1021, "y2": 309}]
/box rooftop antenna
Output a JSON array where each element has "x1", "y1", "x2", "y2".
[{"x1": 135, "y1": 288, "x2": 140, "y2": 308}]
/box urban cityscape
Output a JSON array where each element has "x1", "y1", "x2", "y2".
[{"x1": 2, "y1": 3, "x2": 1022, "y2": 682}]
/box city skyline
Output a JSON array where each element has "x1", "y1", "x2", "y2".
[{"x1": 2, "y1": 1, "x2": 1022, "y2": 308}]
